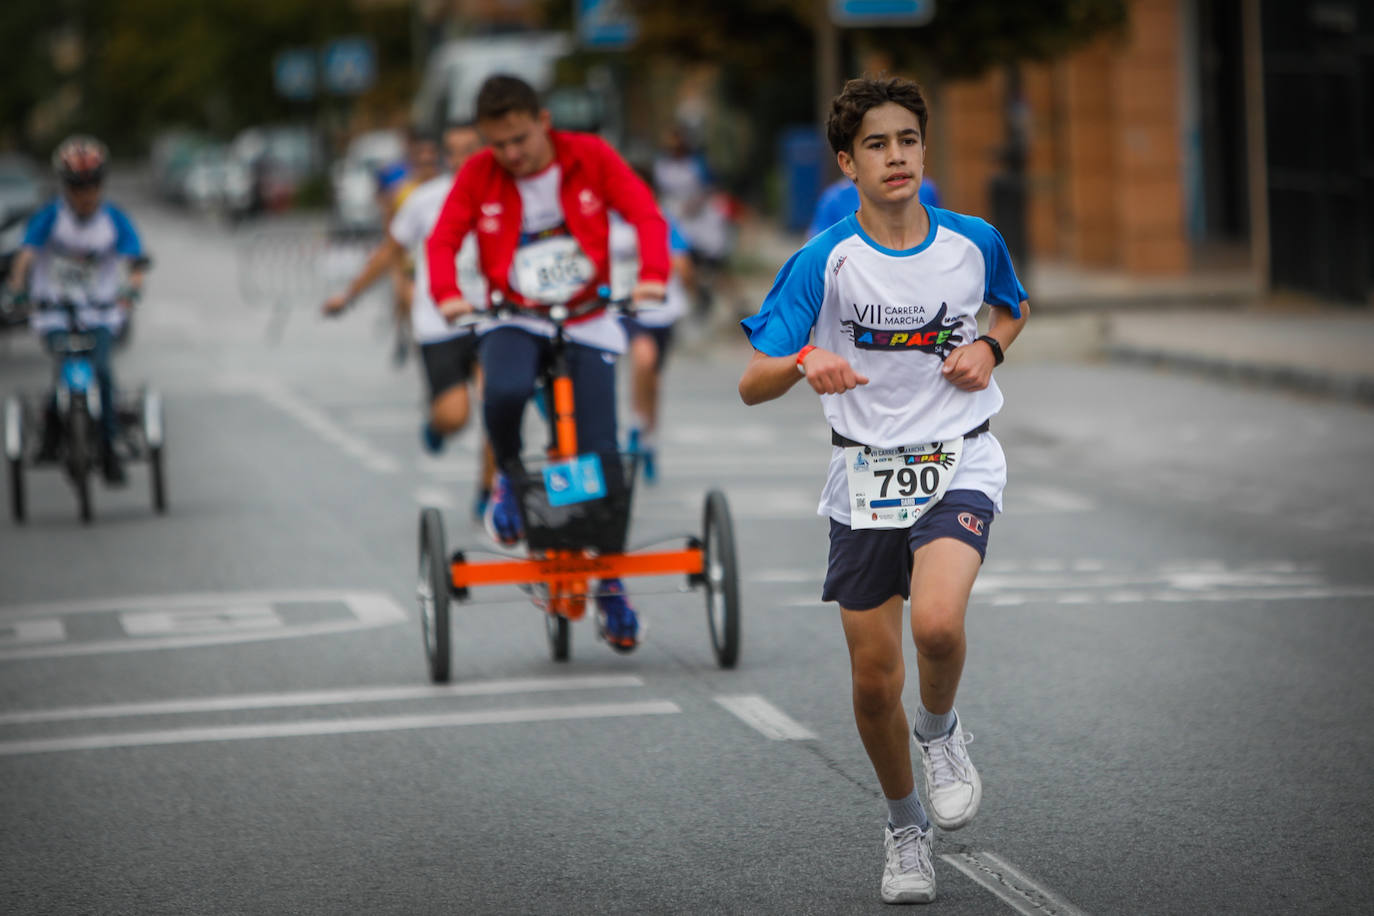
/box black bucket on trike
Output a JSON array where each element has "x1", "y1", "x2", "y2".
[{"x1": 506, "y1": 450, "x2": 639, "y2": 555}]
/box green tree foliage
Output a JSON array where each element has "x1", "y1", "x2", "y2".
[
  {"x1": 3, "y1": 0, "x2": 413, "y2": 153},
  {"x1": 624, "y1": 0, "x2": 1129, "y2": 81}
]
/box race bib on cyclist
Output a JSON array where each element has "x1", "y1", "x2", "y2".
[
  {"x1": 510, "y1": 232, "x2": 595, "y2": 305},
  {"x1": 50, "y1": 254, "x2": 98, "y2": 300},
  {"x1": 543, "y1": 453, "x2": 606, "y2": 507},
  {"x1": 844, "y1": 439, "x2": 963, "y2": 530}
]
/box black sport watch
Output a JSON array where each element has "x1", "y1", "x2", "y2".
[{"x1": 976, "y1": 335, "x2": 1005, "y2": 366}]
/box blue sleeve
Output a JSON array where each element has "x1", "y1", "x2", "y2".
[
  {"x1": 105, "y1": 204, "x2": 143, "y2": 258},
  {"x1": 667, "y1": 219, "x2": 690, "y2": 254},
  {"x1": 935, "y1": 210, "x2": 1026, "y2": 318},
  {"x1": 807, "y1": 181, "x2": 858, "y2": 239},
  {"x1": 738, "y1": 238, "x2": 831, "y2": 356},
  {"x1": 21, "y1": 201, "x2": 60, "y2": 248}
]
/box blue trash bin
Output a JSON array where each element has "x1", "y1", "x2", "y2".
[{"x1": 779, "y1": 126, "x2": 826, "y2": 233}]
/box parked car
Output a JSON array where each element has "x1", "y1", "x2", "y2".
[
  {"x1": 150, "y1": 128, "x2": 211, "y2": 203},
  {"x1": 230, "y1": 124, "x2": 324, "y2": 213},
  {"x1": 182, "y1": 144, "x2": 254, "y2": 217},
  {"x1": 330, "y1": 128, "x2": 406, "y2": 234}
]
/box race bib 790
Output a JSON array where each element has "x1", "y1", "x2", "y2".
[{"x1": 844, "y1": 438, "x2": 962, "y2": 530}]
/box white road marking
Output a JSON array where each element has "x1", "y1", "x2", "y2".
[
  {"x1": 1014, "y1": 486, "x2": 1095, "y2": 513},
  {"x1": 0, "y1": 675, "x2": 646, "y2": 726},
  {"x1": 0, "y1": 618, "x2": 67, "y2": 646},
  {"x1": 772, "y1": 559, "x2": 1374, "y2": 607},
  {"x1": 715, "y1": 694, "x2": 817, "y2": 740},
  {"x1": 941, "y1": 850, "x2": 1088, "y2": 916},
  {"x1": 0, "y1": 590, "x2": 406, "y2": 660},
  {"x1": 219, "y1": 377, "x2": 399, "y2": 473},
  {"x1": 0, "y1": 700, "x2": 682, "y2": 757},
  {"x1": 121, "y1": 604, "x2": 283, "y2": 636},
  {"x1": 347, "y1": 407, "x2": 422, "y2": 430}
]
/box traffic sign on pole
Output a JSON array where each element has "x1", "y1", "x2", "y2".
[
  {"x1": 321, "y1": 37, "x2": 377, "y2": 96},
  {"x1": 273, "y1": 49, "x2": 317, "y2": 101},
  {"x1": 831, "y1": 0, "x2": 936, "y2": 27},
  {"x1": 577, "y1": 0, "x2": 638, "y2": 50}
]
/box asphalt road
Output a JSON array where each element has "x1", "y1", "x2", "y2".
[{"x1": 2, "y1": 188, "x2": 1372, "y2": 915}]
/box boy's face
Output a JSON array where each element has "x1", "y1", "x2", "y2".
[
  {"x1": 63, "y1": 181, "x2": 103, "y2": 220},
  {"x1": 476, "y1": 109, "x2": 554, "y2": 179},
  {"x1": 837, "y1": 102, "x2": 925, "y2": 209}
]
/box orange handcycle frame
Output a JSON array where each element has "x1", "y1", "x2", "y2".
[{"x1": 416, "y1": 295, "x2": 740, "y2": 682}]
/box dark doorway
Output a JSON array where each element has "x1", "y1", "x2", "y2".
[
  {"x1": 1261, "y1": 0, "x2": 1371, "y2": 304},
  {"x1": 1196, "y1": 0, "x2": 1250, "y2": 247}
]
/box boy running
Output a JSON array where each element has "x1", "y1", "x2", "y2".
[{"x1": 737, "y1": 77, "x2": 1029, "y2": 904}]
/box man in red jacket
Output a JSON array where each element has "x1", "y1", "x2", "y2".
[{"x1": 427, "y1": 74, "x2": 668, "y2": 652}]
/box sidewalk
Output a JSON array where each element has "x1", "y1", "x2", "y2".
[{"x1": 727, "y1": 218, "x2": 1374, "y2": 405}]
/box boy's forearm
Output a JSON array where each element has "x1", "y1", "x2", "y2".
[
  {"x1": 739, "y1": 351, "x2": 806, "y2": 405},
  {"x1": 984, "y1": 301, "x2": 1029, "y2": 351}
]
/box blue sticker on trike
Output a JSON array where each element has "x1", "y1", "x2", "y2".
[
  {"x1": 61, "y1": 358, "x2": 95, "y2": 392},
  {"x1": 543, "y1": 454, "x2": 606, "y2": 507}
]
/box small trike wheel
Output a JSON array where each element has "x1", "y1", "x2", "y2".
[
  {"x1": 68, "y1": 400, "x2": 93, "y2": 524},
  {"x1": 142, "y1": 390, "x2": 167, "y2": 513},
  {"x1": 545, "y1": 613, "x2": 571, "y2": 662},
  {"x1": 4, "y1": 395, "x2": 25, "y2": 524},
  {"x1": 702, "y1": 489, "x2": 740, "y2": 668},
  {"x1": 418, "y1": 507, "x2": 452, "y2": 683}
]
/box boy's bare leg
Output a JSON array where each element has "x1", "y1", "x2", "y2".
[
  {"x1": 909, "y1": 536, "x2": 984, "y2": 831},
  {"x1": 841, "y1": 595, "x2": 915, "y2": 799},
  {"x1": 909, "y1": 538, "x2": 981, "y2": 716}
]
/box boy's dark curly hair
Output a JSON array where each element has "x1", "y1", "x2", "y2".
[
  {"x1": 475, "y1": 74, "x2": 542, "y2": 122},
  {"x1": 826, "y1": 77, "x2": 929, "y2": 155}
]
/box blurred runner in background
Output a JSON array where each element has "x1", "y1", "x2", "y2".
[
  {"x1": 808, "y1": 172, "x2": 940, "y2": 239},
  {"x1": 323, "y1": 123, "x2": 496, "y2": 517},
  {"x1": 608, "y1": 208, "x2": 693, "y2": 485}
]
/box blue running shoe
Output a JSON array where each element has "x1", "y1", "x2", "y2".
[
  {"x1": 641, "y1": 448, "x2": 657, "y2": 485},
  {"x1": 421, "y1": 422, "x2": 445, "y2": 455},
  {"x1": 483, "y1": 473, "x2": 524, "y2": 546},
  {"x1": 596, "y1": 578, "x2": 640, "y2": 653}
]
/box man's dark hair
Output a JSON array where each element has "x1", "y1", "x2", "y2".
[
  {"x1": 475, "y1": 74, "x2": 542, "y2": 122},
  {"x1": 826, "y1": 77, "x2": 929, "y2": 155}
]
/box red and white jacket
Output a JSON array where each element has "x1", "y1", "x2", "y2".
[{"x1": 427, "y1": 130, "x2": 669, "y2": 313}]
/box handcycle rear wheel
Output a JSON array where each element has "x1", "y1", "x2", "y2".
[
  {"x1": 545, "y1": 613, "x2": 571, "y2": 661},
  {"x1": 418, "y1": 507, "x2": 452, "y2": 683},
  {"x1": 4, "y1": 395, "x2": 25, "y2": 524},
  {"x1": 702, "y1": 489, "x2": 740, "y2": 668}
]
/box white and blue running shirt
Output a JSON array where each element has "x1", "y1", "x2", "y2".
[
  {"x1": 741, "y1": 206, "x2": 1026, "y2": 523},
  {"x1": 23, "y1": 197, "x2": 143, "y2": 333}
]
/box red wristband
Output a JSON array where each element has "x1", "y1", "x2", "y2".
[{"x1": 796, "y1": 344, "x2": 817, "y2": 375}]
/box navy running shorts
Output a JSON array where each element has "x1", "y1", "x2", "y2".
[
  {"x1": 419, "y1": 332, "x2": 480, "y2": 399},
  {"x1": 821, "y1": 489, "x2": 995, "y2": 610}
]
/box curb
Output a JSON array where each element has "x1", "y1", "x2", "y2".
[{"x1": 1106, "y1": 344, "x2": 1374, "y2": 405}]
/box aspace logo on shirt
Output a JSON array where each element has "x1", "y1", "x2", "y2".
[{"x1": 840, "y1": 302, "x2": 964, "y2": 358}]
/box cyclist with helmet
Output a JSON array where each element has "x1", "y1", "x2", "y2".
[{"x1": 2, "y1": 135, "x2": 147, "y2": 484}]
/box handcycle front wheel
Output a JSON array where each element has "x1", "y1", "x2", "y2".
[
  {"x1": 142, "y1": 389, "x2": 167, "y2": 514},
  {"x1": 702, "y1": 489, "x2": 740, "y2": 668},
  {"x1": 545, "y1": 612, "x2": 571, "y2": 661},
  {"x1": 68, "y1": 399, "x2": 93, "y2": 525},
  {"x1": 418, "y1": 507, "x2": 452, "y2": 683},
  {"x1": 4, "y1": 395, "x2": 25, "y2": 524}
]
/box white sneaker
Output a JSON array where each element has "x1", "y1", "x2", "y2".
[
  {"x1": 916, "y1": 714, "x2": 981, "y2": 830},
  {"x1": 881, "y1": 823, "x2": 936, "y2": 904}
]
